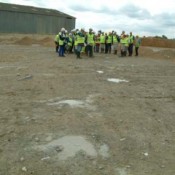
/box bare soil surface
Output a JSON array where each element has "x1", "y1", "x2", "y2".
[{"x1": 0, "y1": 34, "x2": 175, "y2": 175}]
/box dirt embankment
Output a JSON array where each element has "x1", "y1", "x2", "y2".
[
  {"x1": 141, "y1": 37, "x2": 175, "y2": 48},
  {"x1": 0, "y1": 34, "x2": 55, "y2": 47}
]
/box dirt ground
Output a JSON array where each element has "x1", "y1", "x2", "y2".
[{"x1": 0, "y1": 34, "x2": 175, "y2": 175}]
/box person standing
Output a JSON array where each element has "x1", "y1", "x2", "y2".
[
  {"x1": 94, "y1": 32, "x2": 100, "y2": 53},
  {"x1": 58, "y1": 28, "x2": 66, "y2": 57},
  {"x1": 67, "y1": 33, "x2": 73, "y2": 54},
  {"x1": 86, "y1": 28, "x2": 95, "y2": 57},
  {"x1": 72, "y1": 29, "x2": 78, "y2": 55},
  {"x1": 128, "y1": 32, "x2": 135, "y2": 56},
  {"x1": 134, "y1": 35, "x2": 141, "y2": 56},
  {"x1": 120, "y1": 34, "x2": 129, "y2": 57},
  {"x1": 124, "y1": 34, "x2": 129, "y2": 56},
  {"x1": 112, "y1": 31, "x2": 119, "y2": 55},
  {"x1": 99, "y1": 32, "x2": 105, "y2": 53},
  {"x1": 104, "y1": 33, "x2": 108, "y2": 54},
  {"x1": 75, "y1": 28, "x2": 85, "y2": 59},
  {"x1": 106, "y1": 32, "x2": 112, "y2": 54}
]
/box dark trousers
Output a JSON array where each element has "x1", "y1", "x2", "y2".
[
  {"x1": 105, "y1": 43, "x2": 111, "y2": 53},
  {"x1": 105, "y1": 43, "x2": 108, "y2": 53},
  {"x1": 135, "y1": 47, "x2": 139, "y2": 56},
  {"x1": 94, "y1": 44, "x2": 100, "y2": 53},
  {"x1": 67, "y1": 45, "x2": 73, "y2": 53},
  {"x1": 55, "y1": 42, "x2": 59, "y2": 52},
  {"x1": 128, "y1": 43, "x2": 133, "y2": 56},
  {"x1": 121, "y1": 50, "x2": 127, "y2": 57},
  {"x1": 76, "y1": 45, "x2": 83, "y2": 58},
  {"x1": 86, "y1": 45, "x2": 93, "y2": 57},
  {"x1": 59, "y1": 45, "x2": 65, "y2": 56}
]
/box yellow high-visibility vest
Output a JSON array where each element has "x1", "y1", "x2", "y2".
[
  {"x1": 124, "y1": 37, "x2": 129, "y2": 46},
  {"x1": 87, "y1": 33, "x2": 94, "y2": 44},
  {"x1": 76, "y1": 34, "x2": 85, "y2": 44},
  {"x1": 68, "y1": 37, "x2": 72, "y2": 46},
  {"x1": 129, "y1": 35, "x2": 134, "y2": 43},
  {"x1": 59, "y1": 32, "x2": 64, "y2": 45},
  {"x1": 100, "y1": 35, "x2": 105, "y2": 43},
  {"x1": 54, "y1": 34, "x2": 59, "y2": 42},
  {"x1": 107, "y1": 35, "x2": 112, "y2": 43},
  {"x1": 113, "y1": 36, "x2": 118, "y2": 43}
]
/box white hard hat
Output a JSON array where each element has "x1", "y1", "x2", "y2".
[{"x1": 61, "y1": 28, "x2": 65, "y2": 32}]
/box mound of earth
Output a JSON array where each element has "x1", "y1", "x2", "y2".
[
  {"x1": 142, "y1": 37, "x2": 175, "y2": 48},
  {"x1": 14, "y1": 36, "x2": 38, "y2": 45}
]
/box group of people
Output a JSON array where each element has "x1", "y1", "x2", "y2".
[{"x1": 54, "y1": 27, "x2": 141, "y2": 59}]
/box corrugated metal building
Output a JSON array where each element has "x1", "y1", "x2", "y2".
[{"x1": 0, "y1": 2, "x2": 76, "y2": 34}]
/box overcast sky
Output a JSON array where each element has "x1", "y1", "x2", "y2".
[{"x1": 0, "y1": 0, "x2": 175, "y2": 38}]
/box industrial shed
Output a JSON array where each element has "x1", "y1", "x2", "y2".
[{"x1": 0, "y1": 2, "x2": 76, "y2": 34}]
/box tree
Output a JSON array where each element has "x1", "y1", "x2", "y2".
[{"x1": 162, "y1": 35, "x2": 168, "y2": 39}]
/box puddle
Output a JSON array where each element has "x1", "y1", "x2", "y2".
[
  {"x1": 98, "y1": 144, "x2": 110, "y2": 158},
  {"x1": 47, "y1": 94, "x2": 99, "y2": 110},
  {"x1": 17, "y1": 74, "x2": 33, "y2": 81},
  {"x1": 0, "y1": 74, "x2": 16, "y2": 77},
  {"x1": 0, "y1": 65, "x2": 17, "y2": 69},
  {"x1": 16, "y1": 66, "x2": 28, "y2": 70},
  {"x1": 107, "y1": 78, "x2": 128, "y2": 83},
  {"x1": 36, "y1": 73, "x2": 55, "y2": 77},
  {"x1": 115, "y1": 168, "x2": 128, "y2": 175},
  {"x1": 96, "y1": 71, "x2": 104, "y2": 74},
  {"x1": 42, "y1": 73, "x2": 55, "y2": 77},
  {"x1": 47, "y1": 97, "x2": 62, "y2": 103},
  {"x1": 34, "y1": 136, "x2": 97, "y2": 160},
  {"x1": 48, "y1": 99, "x2": 85, "y2": 108}
]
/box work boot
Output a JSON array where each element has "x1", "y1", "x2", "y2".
[
  {"x1": 74, "y1": 50, "x2": 77, "y2": 56},
  {"x1": 77, "y1": 52, "x2": 81, "y2": 59},
  {"x1": 124, "y1": 51, "x2": 127, "y2": 56},
  {"x1": 120, "y1": 51, "x2": 124, "y2": 57},
  {"x1": 76, "y1": 51, "x2": 79, "y2": 58}
]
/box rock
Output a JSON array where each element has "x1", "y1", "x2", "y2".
[
  {"x1": 144, "y1": 152, "x2": 149, "y2": 156},
  {"x1": 34, "y1": 137, "x2": 39, "y2": 142},
  {"x1": 98, "y1": 166, "x2": 104, "y2": 170},
  {"x1": 99, "y1": 144, "x2": 110, "y2": 158},
  {"x1": 20, "y1": 157, "x2": 24, "y2": 161},
  {"x1": 22, "y1": 167, "x2": 27, "y2": 172},
  {"x1": 17, "y1": 74, "x2": 33, "y2": 81},
  {"x1": 55, "y1": 145, "x2": 64, "y2": 152},
  {"x1": 120, "y1": 138, "x2": 126, "y2": 141},
  {"x1": 41, "y1": 156, "x2": 50, "y2": 161}
]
